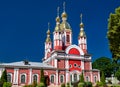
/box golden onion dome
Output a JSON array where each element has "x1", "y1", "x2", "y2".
[
  {"x1": 80, "y1": 22, "x2": 84, "y2": 28},
  {"x1": 79, "y1": 30, "x2": 86, "y2": 37},
  {"x1": 56, "y1": 16, "x2": 60, "y2": 22},
  {"x1": 47, "y1": 29, "x2": 50, "y2": 35},
  {"x1": 60, "y1": 21, "x2": 71, "y2": 30},
  {"x1": 46, "y1": 37, "x2": 51, "y2": 42},
  {"x1": 61, "y1": 12, "x2": 67, "y2": 18}
]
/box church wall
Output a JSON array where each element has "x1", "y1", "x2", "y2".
[
  {"x1": 84, "y1": 61, "x2": 90, "y2": 70},
  {"x1": 69, "y1": 60, "x2": 81, "y2": 71},
  {"x1": 58, "y1": 59, "x2": 65, "y2": 69}
]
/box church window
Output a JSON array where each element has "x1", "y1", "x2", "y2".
[
  {"x1": 50, "y1": 75, "x2": 54, "y2": 83},
  {"x1": 74, "y1": 73, "x2": 77, "y2": 82},
  {"x1": 60, "y1": 75, "x2": 64, "y2": 83},
  {"x1": 33, "y1": 74, "x2": 38, "y2": 82},
  {"x1": 94, "y1": 76, "x2": 97, "y2": 83},
  {"x1": 7, "y1": 73, "x2": 12, "y2": 83},
  {"x1": 86, "y1": 76, "x2": 89, "y2": 82},
  {"x1": 74, "y1": 63, "x2": 77, "y2": 67},
  {"x1": 66, "y1": 35, "x2": 70, "y2": 42},
  {"x1": 21, "y1": 74, "x2": 26, "y2": 83}
]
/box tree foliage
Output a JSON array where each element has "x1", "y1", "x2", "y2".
[
  {"x1": 92, "y1": 57, "x2": 113, "y2": 77},
  {"x1": 115, "y1": 69, "x2": 120, "y2": 81},
  {"x1": 80, "y1": 72, "x2": 84, "y2": 82},
  {"x1": 107, "y1": 7, "x2": 120, "y2": 62},
  {"x1": 101, "y1": 71, "x2": 105, "y2": 85}
]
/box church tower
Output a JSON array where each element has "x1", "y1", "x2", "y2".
[
  {"x1": 44, "y1": 23, "x2": 52, "y2": 59},
  {"x1": 53, "y1": 7, "x2": 63, "y2": 50},
  {"x1": 60, "y1": 2, "x2": 72, "y2": 49},
  {"x1": 78, "y1": 14, "x2": 87, "y2": 53}
]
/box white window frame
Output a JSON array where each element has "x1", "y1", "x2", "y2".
[
  {"x1": 7, "y1": 73, "x2": 12, "y2": 83},
  {"x1": 20, "y1": 73, "x2": 27, "y2": 84}
]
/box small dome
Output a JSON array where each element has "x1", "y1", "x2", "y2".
[
  {"x1": 80, "y1": 22, "x2": 84, "y2": 28},
  {"x1": 47, "y1": 29, "x2": 50, "y2": 34},
  {"x1": 79, "y1": 30, "x2": 86, "y2": 37},
  {"x1": 56, "y1": 16, "x2": 60, "y2": 22},
  {"x1": 61, "y1": 12, "x2": 67, "y2": 18},
  {"x1": 46, "y1": 37, "x2": 51, "y2": 42},
  {"x1": 60, "y1": 21, "x2": 71, "y2": 30}
]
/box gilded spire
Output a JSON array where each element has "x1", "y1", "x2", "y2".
[
  {"x1": 46, "y1": 22, "x2": 51, "y2": 42},
  {"x1": 61, "y1": 2, "x2": 67, "y2": 18},
  {"x1": 80, "y1": 14, "x2": 84, "y2": 28},
  {"x1": 56, "y1": 7, "x2": 60, "y2": 22},
  {"x1": 79, "y1": 14, "x2": 86, "y2": 37}
]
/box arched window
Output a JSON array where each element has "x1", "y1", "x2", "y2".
[
  {"x1": 94, "y1": 76, "x2": 97, "y2": 83},
  {"x1": 60, "y1": 75, "x2": 64, "y2": 83},
  {"x1": 7, "y1": 74, "x2": 12, "y2": 83},
  {"x1": 21, "y1": 74, "x2": 26, "y2": 83},
  {"x1": 86, "y1": 76, "x2": 89, "y2": 82},
  {"x1": 50, "y1": 75, "x2": 54, "y2": 83},
  {"x1": 33, "y1": 74, "x2": 37, "y2": 82},
  {"x1": 74, "y1": 74, "x2": 77, "y2": 82}
]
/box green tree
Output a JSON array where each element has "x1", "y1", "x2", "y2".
[
  {"x1": 101, "y1": 71, "x2": 105, "y2": 85},
  {"x1": 80, "y1": 72, "x2": 84, "y2": 82},
  {"x1": 107, "y1": 7, "x2": 120, "y2": 62},
  {"x1": 0, "y1": 69, "x2": 7, "y2": 83},
  {"x1": 40, "y1": 68, "x2": 45, "y2": 83},
  {"x1": 39, "y1": 68, "x2": 45, "y2": 87},
  {"x1": 115, "y1": 69, "x2": 120, "y2": 81},
  {"x1": 92, "y1": 57, "x2": 113, "y2": 77}
]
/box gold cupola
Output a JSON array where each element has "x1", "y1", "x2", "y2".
[
  {"x1": 46, "y1": 23, "x2": 51, "y2": 42},
  {"x1": 60, "y1": 2, "x2": 71, "y2": 31},
  {"x1": 79, "y1": 14, "x2": 86, "y2": 37}
]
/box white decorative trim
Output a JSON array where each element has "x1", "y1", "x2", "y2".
[
  {"x1": 65, "y1": 45, "x2": 84, "y2": 55},
  {"x1": 66, "y1": 70, "x2": 69, "y2": 83},
  {"x1": 13, "y1": 68, "x2": 19, "y2": 84},
  {"x1": 29, "y1": 68, "x2": 32, "y2": 84},
  {"x1": 56, "y1": 70, "x2": 58, "y2": 85},
  {"x1": 65, "y1": 59, "x2": 69, "y2": 69},
  {"x1": 54, "y1": 59, "x2": 57, "y2": 68}
]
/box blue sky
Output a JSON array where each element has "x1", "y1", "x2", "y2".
[{"x1": 0, "y1": 0, "x2": 119, "y2": 63}]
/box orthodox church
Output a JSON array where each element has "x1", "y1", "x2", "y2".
[{"x1": 0, "y1": 3, "x2": 100, "y2": 87}]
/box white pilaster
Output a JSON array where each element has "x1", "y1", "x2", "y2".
[
  {"x1": 66, "y1": 70, "x2": 69, "y2": 83},
  {"x1": 56, "y1": 70, "x2": 58, "y2": 85},
  {"x1": 29, "y1": 68, "x2": 32, "y2": 84},
  {"x1": 54, "y1": 59, "x2": 57, "y2": 68},
  {"x1": 0, "y1": 68, "x2": 4, "y2": 78},
  {"x1": 81, "y1": 60, "x2": 84, "y2": 70},
  {"x1": 65, "y1": 59, "x2": 69, "y2": 69},
  {"x1": 13, "y1": 68, "x2": 19, "y2": 85}
]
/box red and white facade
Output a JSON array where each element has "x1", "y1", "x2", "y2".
[{"x1": 0, "y1": 6, "x2": 100, "y2": 87}]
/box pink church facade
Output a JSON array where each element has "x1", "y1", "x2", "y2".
[{"x1": 0, "y1": 4, "x2": 100, "y2": 87}]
